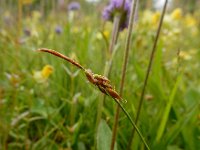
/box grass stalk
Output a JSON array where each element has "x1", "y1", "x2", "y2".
[
  {"x1": 128, "y1": 0, "x2": 168, "y2": 147},
  {"x1": 70, "y1": 75, "x2": 75, "y2": 125},
  {"x1": 109, "y1": 14, "x2": 121, "y2": 54},
  {"x1": 113, "y1": 98, "x2": 150, "y2": 150},
  {"x1": 155, "y1": 75, "x2": 182, "y2": 143},
  {"x1": 110, "y1": 0, "x2": 139, "y2": 149},
  {"x1": 95, "y1": 14, "x2": 121, "y2": 134}
]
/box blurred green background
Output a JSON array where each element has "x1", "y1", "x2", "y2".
[{"x1": 0, "y1": 0, "x2": 200, "y2": 150}]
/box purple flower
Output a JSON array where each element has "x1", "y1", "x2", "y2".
[
  {"x1": 102, "y1": 0, "x2": 131, "y2": 30},
  {"x1": 68, "y1": 2, "x2": 80, "y2": 11},
  {"x1": 55, "y1": 25, "x2": 63, "y2": 34},
  {"x1": 23, "y1": 28, "x2": 31, "y2": 36}
]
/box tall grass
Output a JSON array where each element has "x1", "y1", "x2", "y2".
[
  {"x1": 0, "y1": 1, "x2": 200, "y2": 150},
  {"x1": 128, "y1": 0, "x2": 169, "y2": 147},
  {"x1": 110, "y1": 0, "x2": 139, "y2": 149}
]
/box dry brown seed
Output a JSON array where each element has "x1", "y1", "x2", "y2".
[
  {"x1": 97, "y1": 85, "x2": 108, "y2": 95},
  {"x1": 106, "y1": 87, "x2": 122, "y2": 100},
  {"x1": 93, "y1": 74, "x2": 110, "y2": 83},
  {"x1": 84, "y1": 69, "x2": 97, "y2": 84}
]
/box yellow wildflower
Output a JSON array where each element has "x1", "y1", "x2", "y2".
[
  {"x1": 72, "y1": 27, "x2": 79, "y2": 33},
  {"x1": 96, "y1": 32, "x2": 102, "y2": 40},
  {"x1": 96, "y1": 30, "x2": 110, "y2": 40},
  {"x1": 32, "y1": 11, "x2": 42, "y2": 21},
  {"x1": 179, "y1": 49, "x2": 197, "y2": 61},
  {"x1": 41, "y1": 65, "x2": 53, "y2": 78},
  {"x1": 33, "y1": 65, "x2": 53, "y2": 83},
  {"x1": 142, "y1": 10, "x2": 153, "y2": 23},
  {"x1": 103, "y1": 30, "x2": 109, "y2": 39},
  {"x1": 171, "y1": 8, "x2": 182, "y2": 20},
  {"x1": 185, "y1": 15, "x2": 197, "y2": 27},
  {"x1": 179, "y1": 51, "x2": 192, "y2": 60},
  {"x1": 152, "y1": 12, "x2": 161, "y2": 25}
]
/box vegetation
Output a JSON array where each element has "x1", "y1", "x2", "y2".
[{"x1": 0, "y1": 0, "x2": 200, "y2": 150}]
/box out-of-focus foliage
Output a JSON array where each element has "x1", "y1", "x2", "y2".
[{"x1": 0, "y1": 0, "x2": 200, "y2": 150}]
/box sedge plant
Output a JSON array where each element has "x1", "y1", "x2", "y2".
[{"x1": 37, "y1": 48, "x2": 150, "y2": 150}]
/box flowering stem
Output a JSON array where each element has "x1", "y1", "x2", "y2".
[
  {"x1": 95, "y1": 14, "x2": 121, "y2": 138},
  {"x1": 129, "y1": 0, "x2": 168, "y2": 147},
  {"x1": 110, "y1": 0, "x2": 139, "y2": 150},
  {"x1": 113, "y1": 98, "x2": 150, "y2": 150}
]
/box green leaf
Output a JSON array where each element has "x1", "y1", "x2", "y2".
[
  {"x1": 184, "y1": 88, "x2": 200, "y2": 109},
  {"x1": 155, "y1": 75, "x2": 182, "y2": 143},
  {"x1": 72, "y1": 115, "x2": 83, "y2": 145},
  {"x1": 97, "y1": 120, "x2": 117, "y2": 150},
  {"x1": 162, "y1": 105, "x2": 198, "y2": 146}
]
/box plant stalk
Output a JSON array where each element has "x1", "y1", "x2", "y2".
[
  {"x1": 128, "y1": 0, "x2": 168, "y2": 148},
  {"x1": 70, "y1": 75, "x2": 75, "y2": 125},
  {"x1": 109, "y1": 15, "x2": 121, "y2": 54},
  {"x1": 95, "y1": 14, "x2": 121, "y2": 144},
  {"x1": 110, "y1": 0, "x2": 139, "y2": 149},
  {"x1": 113, "y1": 98, "x2": 150, "y2": 150}
]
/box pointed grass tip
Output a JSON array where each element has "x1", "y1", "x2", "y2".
[{"x1": 36, "y1": 48, "x2": 84, "y2": 70}]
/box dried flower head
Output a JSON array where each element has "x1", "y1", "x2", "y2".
[{"x1": 102, "y1": 0, "x2": 131, "y2": 30}]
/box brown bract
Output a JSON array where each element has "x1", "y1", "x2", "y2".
[
  {"x1": 105, "y1": 87, "x2": 122, "y2": 100},
  {"x1": 84, "y1": 69, "x2": 98, "y2": 84},
  {"x1": 85, "y1": 70, "x2": 122, "y2": 101}
]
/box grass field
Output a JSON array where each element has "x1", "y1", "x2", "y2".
[{"x1": 0, "y1": 0, "x2": 200, "y2": 150}]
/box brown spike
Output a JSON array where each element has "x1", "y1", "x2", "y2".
[
  {"x1": 97, "y1": 85, "x2": 109, "y2": 95},
  {"x1": 37, "y1": 48, "x2": 84, "y2": 70},
  {"x1": 106, "y1": 87, "x2": 122, "y2": 100},
  {"x1": 84, "y1": 69, "x2": 98, "y2": 84}
]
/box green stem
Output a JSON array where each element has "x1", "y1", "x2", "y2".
[
  {"x1": 70, "y1": 75, "x2": 75, "y2": 125},
  {"x1": 111, "y1": 0, "x2": 139, "y2": 149},
  {"x1": 129, "y1": 0, "x2": 168, "y2": 147},
  {"x1": 109, "y1": 14, "x2": 121, "y2": 54},
  {"x1": 95, "y1": 14, "x2": 121, "y2": 147},
  {"x1": 113, "y1": 98, "x2": 150, "y2": 150}
]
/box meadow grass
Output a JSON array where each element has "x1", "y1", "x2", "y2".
[{"x1": 0, "y1": 1, "x2": 200, "y2": 150}]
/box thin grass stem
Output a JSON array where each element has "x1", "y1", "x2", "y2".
[
  {"x1": 110, "y1": 0, "x2": 139, "y2": 149},
  {"x1": 128, "y1": 0, "x2": 168, "y2": 147},
  {"x1": 95, "y1": 14, "x2": 121, "y2": 142},
  {"x1": 113, "y1": 98, "x2": 150, "y2": 150}
]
